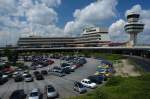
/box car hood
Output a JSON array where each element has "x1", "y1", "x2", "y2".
[
  {"x1": 79, "y1": 87, "x2": 87, "y2": 91},
  {"x1": 47, "y1": 92, "x2": 57, "y2": 97},
  {"x1": 90, "y1": 83, "x2": 96, "y2": 87}
]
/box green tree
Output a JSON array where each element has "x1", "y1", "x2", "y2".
[{"x1": 3, "y1": 48, "x2": 18, "y2": 63}]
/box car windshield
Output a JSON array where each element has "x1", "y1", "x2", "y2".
[
  {"x1": 30, "y1": 92, "x2": 38, "y2": 97},
  {"x1": 25, "y1": 75, "x2": 31, "y2": 77},
  {"x1": 48, "y1": 87, "x2": 55, "y2": 92},
  {"x1": 78, "y1": 83, "x2": 84, "y2": 88},
  {"x1": 87, "y1": 81, "x2": 92, "y2": 84}
]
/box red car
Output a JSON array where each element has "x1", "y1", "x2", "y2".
[
  {"x1": 47, "y1": 60, "x2": 54, "y2": 65},
  {"x1": 75, "y1": 64, "x2": 82, "y2": 68}
]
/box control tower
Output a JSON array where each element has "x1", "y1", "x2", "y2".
[{"x1": 124, "y1": 13, "x2": 144, "y2": 46}]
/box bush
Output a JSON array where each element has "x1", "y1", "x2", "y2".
[{"x1": 105, "y1": 76, "x2": 123, "y2": 86}]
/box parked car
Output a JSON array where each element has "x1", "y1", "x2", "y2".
[
  {"x1": 47, "y1": 60, "x2": 54, "y2": 65},
  {"x1": 2, "y1": 74, "x2": 8, "y2": 79},
  {"x1": 41, "y1": 70, "x2": 48, "y2": 75},
  {"x1": 12, "y1": 72, "x2": 20, "y2": 78},
  {"x1": 9, "y1": 89, "x2": 26, "y2": 99},
  {"x1": 35, "y1": 74, "x2": 44, "y2": 80},
  {"x1": 30, "y1": 66, "x2": 36, "y2": 70},
  {"x1": 62, "y1": 67, "x2": 71, "y2": 74},
  {"x1": 45, "y1": 85, "x2": 58, "y2": 99},
  {"x1": 49, "y1": 70, "x2": 65, "y2": 77},
  {"x1": 22, "y1": 73, "x2": 28, "y2": 77},
  {"x1": 70, "y1": 65, "x2": 77, "y2": 71},
  {"x1": 81, "y1": 79, "x2": 96, "y2": 88},
  {"x1": 95, "y1": 68, "x2": 107, "y2": 74},
  {"x1": 24, "y1": 74, "x2": 33, "y2": 82},
  {"x1": 78, "y1": 58, "x2": 87, "y2": 65},
  {"x1": 53, "y1": 67, "x2": 62, "y2": 71},
  {"x1": 0, "y1": 77, "x2": 8, "y2": 85},
  {"x1": 61, "y1": 64, "x2": 74, "y2": 72},
  {"x1": 36, "y1": 64, "x2": 43, "y2": 68},
  {"x1": 61, "y1": 63, "x2": 70, "y2": 68},
  {"x1": 14, "y1": 75, "x2": 24, "y2": 82},
  {"x1": 41, "y1": 62, "x2": 49, "y2": 67},
  {"x1": 33, "y1": 71, "x2": 40, "y2": 76},
  {"x1": 28, "y1": 88, "x2": 41, "y2": 99},
  {"x1": 87, "y1": 75, "x2": 103, "y2": 84},
  {"x1": 53, "y1": 66, "x2": 71, "y2": 74},
  {"x1": 73, "y1": 81, "x2": 87, "y2": 93}
]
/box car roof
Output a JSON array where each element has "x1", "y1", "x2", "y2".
[
  {"x1": 83, "y1": 79, "x2": 90, "y2": 81},
  {"x1": 31, "y1": 88, "x2": 39, "y2": 92}
]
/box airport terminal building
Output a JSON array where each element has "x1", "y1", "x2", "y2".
[{"x1": 17, "y1": 27, "x2": 111, "y2": 48}]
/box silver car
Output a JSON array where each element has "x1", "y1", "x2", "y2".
[
  {"x1": 45, "y1": 85, "x2": 58, "y2": 99},
  {"x1": 28, "y1": 88, "x2": 41, "y2": 99},
  {"x1": 73, "y1": 81, "x2": 87, "y2": 93},
  {"x1": 24, "y1": 74, "x2": 33, "y2": 82}
]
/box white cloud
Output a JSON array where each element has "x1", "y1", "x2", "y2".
[
  {"x1": 29, "y1": 24, "x2": 64, "y2": 37},
  {"x1": 109, "y1": 19, "x2": 129, "y2": 42},
  {"x1": 125, "y1": 4, "x2": 142, "y2": 16},
  {"x1": 0, "y1": 0, "x2": 63, "y2": 46},
  {"x1": 0, "y1": 0, "x2": 17, "y2": 16},
  {"x1": 26, "y1": 4, "x2": 58, "y2": 25},
  {"x1": 64, "y1": 0, "x2": 118, "y2": 35},
  {"x1": 19, "y1": 0, "x2": 34, "y2": 9},
  {"x1": 109, "y1": 19, "x2": 125, "y2": 36},
  {"x1": 41, "y1": 0, "x2": 61, "y2": 7}
]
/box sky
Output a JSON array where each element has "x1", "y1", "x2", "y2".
[{"x1": 0, "y1": 0, "x2": 150, "y2": 46}]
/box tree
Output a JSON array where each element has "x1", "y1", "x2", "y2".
[{"x1": 3, "y1": 48, "x2": 18, "y2": 64}]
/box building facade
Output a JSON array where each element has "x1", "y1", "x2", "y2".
[
  {"x1": 17, "y1": 27, "x2": 111, "y2": 48},
  {"x1": 75, "y1": 27, "x2": 110, "y2": 47}
]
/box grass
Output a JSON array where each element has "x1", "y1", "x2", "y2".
[
  {"x1": 68, "y1": 73, "x2": 150, "y2": 99},
  {"x1": 127, "y1": 59, "x2": 145, "y2": 73}
]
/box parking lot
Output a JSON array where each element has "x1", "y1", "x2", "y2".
[{"x1": 0, "y1": 58, "x2": 101, "y2": 99}]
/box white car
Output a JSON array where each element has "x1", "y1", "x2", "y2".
[
  {"x1": 36, "y1": 64, "x2": 42, "y2": 68},
  {"x1": 22, "y1": 73, "x2": 28, "y2": 77},
  {"x1": 24, "y1": 74, "x2": 33, "y2": 82},
  {"x1": 2, "y1": 74, "x2": 8, "y2": 78},
  {"x1": 81, "y1": 79, "x2": 96, "y2": 88},
  {"x1": 28, "y1": 88, "x2": 41, "y2": 99},
  {"x1": 71, "y1": 65, "x2": 77, "y2": 70},
  {"x1": 45, "y1": 85, "x2": 58, "y2": 98},
  {"x1": 12, "y1": 72, "x2": 19, "y2": 78}
]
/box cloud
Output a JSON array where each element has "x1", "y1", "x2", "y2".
[
  {"x1": 19, "y1": 0, "x2": 34, "y2": 9},
  {"x1": 64, "y1": 0, "x2": 118, "y2": 35},
  {"x1": 109, "y1": 4, "x2": 150, "y2": 44},
  {"x1": 0, "y1": 0, "x2": 17, "y2": 16},
  {"x1": 0, "y1": 0, "x2": 63, "y2": 46},
  {"x1": 41, "y1": 0, "x2": 61, "y2": 7},
  {"x1": 29, "y1": 24, "x2": 64, "y2": 37},
  {"x1": 108, "y1": 19, "x2": 129, "y2": 42},
  {"x1": 26, "y1": 4, "x2": 58, "y2": 25},
  {"x1": 125, "y1": 4, "x2": 142, "y2": 16}
]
